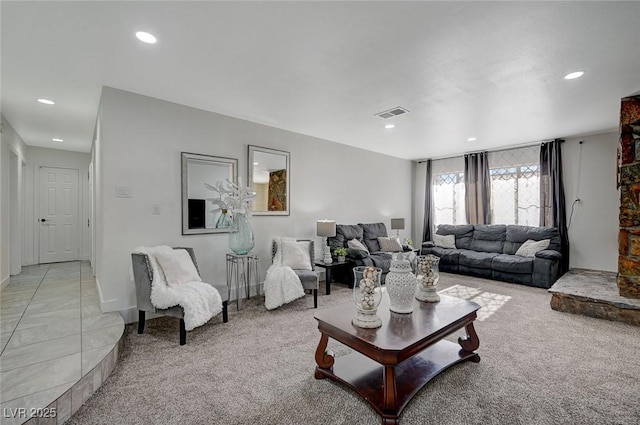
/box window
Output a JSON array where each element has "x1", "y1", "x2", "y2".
[
  {"x1": 433, "y1": 172, "x2": 466, "y2": 226},
  {"x1": 432, "y1": 157, "x2": 465, "y2": 228},
  {"x1": 429, "y1": 146, "x2": 540, "y2": 231},
  {"x1": 488, "y1": 146, "x2": 540, "y2": 226}
]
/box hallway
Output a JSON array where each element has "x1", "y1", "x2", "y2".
[{"x1": 0, "y1": 261, "x2": 124, "y2": 425}]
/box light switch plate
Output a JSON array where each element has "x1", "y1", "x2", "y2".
[
  {"x1": 152, "y1": 204, "x2": 161, "y2": 215},
  {"x1": 115, "y1": 186, "x2": 132, "y2": 198}
]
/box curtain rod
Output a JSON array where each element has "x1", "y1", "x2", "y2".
[{"x1": 415, "y1": 138, "x2": 562, "y2": 163}]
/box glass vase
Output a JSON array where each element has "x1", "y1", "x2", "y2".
[
  {"x1": 415, "y1": 255, "x2": 440, "y2": 302},
  {"x1": 352, "y1": 266, "x2": 383, "y2": 328},
  {"x1": 229, "y1": 211, "x2": 254, "y2": 255},
  {"x1": 215, "y1": 209, "x2": 232, "y2": 228}
]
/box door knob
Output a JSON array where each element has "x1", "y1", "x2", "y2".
[{"x1": 40, "y1": 218, "x2": 47, "y2": 223}]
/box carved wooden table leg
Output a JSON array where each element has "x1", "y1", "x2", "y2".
[
  {"x1": 314, "y1": 333, "x2": 335, "y2": 379},
  {"x1": 381, "y1": 365, "x2": 399, "y2": 424},
  {"x1": 458, "y1": 322, "x2": 481, "y2": 362}
]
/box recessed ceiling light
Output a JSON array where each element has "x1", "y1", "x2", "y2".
[
  {"x1": 385, "y1": 124, "x2": 395, "y2": 129},
  {"x1": 564, "y1": 71, "x2": 585, "y2": 80},
  {"x1": 467, "y1": 137, "x2": 477, "y2": 142},
  {"x1": 136, "y1": 31, "x2": 157, "y2": 44},
  {"x1": 52, "y1": 138, "x2": 63, "y2": 142},
  {"x1": 253, "y1": 162, "x2": 259, "y2": 165},
  {"x1": 37, "y1": 98, "x2": 55, "y2": 105}
]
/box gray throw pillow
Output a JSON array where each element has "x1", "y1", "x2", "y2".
[{"x1": 515, "y1": 239, "x2": 550, "y2": 257}]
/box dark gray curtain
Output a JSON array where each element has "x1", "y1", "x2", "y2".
[
  {"x1": 540, "y1": 139, "x2": 569, "y2": 273},
  {"x1": 422, "y1": 159, "x2": 432, "y2": 242},
  {"x1": 464, "y1": 152, "x2": 491, "y2": 224}
]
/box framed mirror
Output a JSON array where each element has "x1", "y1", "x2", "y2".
[
  {"x1": 181, "y1": 152, "x2": 238, "y2": 235},
  {"x1": 248, "y1": 145, "x2": 290, "y2": 216}
]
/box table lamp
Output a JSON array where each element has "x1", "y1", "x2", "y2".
[
  {"x1": 317, "y1": 220, "x2": 336, "y2": 264},
  {"x1": 391, "y1": 218, "x2": 405, "y2": 237}
]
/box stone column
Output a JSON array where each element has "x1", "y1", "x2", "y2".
[{"x1": 618, "y1": 94, "x2": 640, "y2": 299}]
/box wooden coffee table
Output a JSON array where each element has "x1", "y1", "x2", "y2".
[{"x1": 314, "y1": 295, "x2": 481, "y2": 425}]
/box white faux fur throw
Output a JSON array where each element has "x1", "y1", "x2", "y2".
[
  {"x1": 263, "y1": 237, "x2": 305, "y2": 310},
  {"x1": 132, "y1": 246, "x2": 222, "y2": 331}
]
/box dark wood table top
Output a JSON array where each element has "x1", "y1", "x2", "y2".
[
  {"x1": 314, "y1": 260, "x2": 354, "y2": 268},
  {"x1": 314, "y1": 295, "x2": 479, "y2": 360}
]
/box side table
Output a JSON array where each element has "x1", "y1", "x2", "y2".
[
  {"x1": 314, "y1": 260, "x2": 354, "y2": 295},
  {"x1": 226, "y1": 253, "x2": 260, "y2": 310}
]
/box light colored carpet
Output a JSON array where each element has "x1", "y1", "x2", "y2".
[{"x1": 68, "y1": 273, "x2": 640, "y2": 425}]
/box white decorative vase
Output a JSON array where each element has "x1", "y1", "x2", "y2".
[
  {"x1": 415, "y1": 255, "x2": 440, "y2": 303},
  {"x1": 386, "y1": 253, "x2": 418, "y2": 314},
  {"x1": 352, "y1": 266, "x2": 383, "y2": 328}
]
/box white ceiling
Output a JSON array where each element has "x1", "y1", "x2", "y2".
[{"x1": 2, "y1": 1, "x2": 639, "y2": 160}]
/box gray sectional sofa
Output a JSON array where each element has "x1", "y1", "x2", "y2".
[
  {"x1": 421, "y1": 224, "x2": 562, "y2": 288},
  {"x1": 329, "y1": 222, "x2": 411, "y2": 283}
]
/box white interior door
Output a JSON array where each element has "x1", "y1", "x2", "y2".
[{"x1": 39, "y1": 167, "x2": 80, "y2": 263}]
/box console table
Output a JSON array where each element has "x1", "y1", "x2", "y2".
[
  {"x1": 226, "y1": 253, "x2": 260, "y2": 310},
  {"x1": 314, "y1": 295, "x2": 480, "y2": 424}
]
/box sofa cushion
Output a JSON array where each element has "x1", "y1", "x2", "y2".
[
  {"x1": 436, "y1": 224, "x2": 474, "y2": 250},
  {"x1": 491, "y1": 254, "x2": 534, "y2": 274},
  {"x1": 459, "y1": 250, "x2": 499, "y2": 269},
  {"x1": 346, "y1": 248, "x2": 369, "y2": 260},
  {"x1": 469, "y1": 224, "x2": 506, "y2": 253},
  {"x1": 367, "y1": 252, "x2": 392, "y2": 272},
  {"x1": 329, "y1": 224, "x2": 363, "y2": 251},
  {"x1": 425, "y1": 247, "x2": 461, "y2": 266},
  {"x1": 504, "y1": 225, "x2": 560, "y2": 255},
  {"x1": 359, "y1": 222, "x2": 388, "y2": 253}
]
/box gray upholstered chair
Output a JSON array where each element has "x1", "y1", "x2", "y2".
[
  {"x1": 131, "y1": 247, "x2": 229, "y2": 345},
  {"x1": 271, "y1": 239, "x2": 319, "y2": 308}
]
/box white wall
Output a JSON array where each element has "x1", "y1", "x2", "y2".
[
  {"x1": 23, "y1": 147, "x2": 91, "y2": 266},
  {"x1": 1, "y1": 116, "x2": 28, "y2": 288},
  {"x1": 563, "y1": 132, "x2": 619, "y2": 272},
  {"x1": 96, "y1": 87, "x2": 413, "y2": 322}
]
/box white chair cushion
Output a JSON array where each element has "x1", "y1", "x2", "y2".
[
  {"x1": 281, "y1": 240, "x2": 312, "y2": 270},
  {"x1": 154, "y1": 249, "x2": 202, "y2": 287}
]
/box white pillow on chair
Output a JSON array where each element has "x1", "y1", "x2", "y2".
[
  {"x1": 154, "y1": 249, "x2": 202, "y2": 287},
  {"x1": 281, "y1": 240, "x2": 312, "y2": 270}
]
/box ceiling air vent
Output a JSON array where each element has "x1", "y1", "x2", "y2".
[{"x1": 375, "y1": 107, "x2": 409, "y2": 119}]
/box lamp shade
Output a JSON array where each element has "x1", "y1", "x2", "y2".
[
  {"x1": 316, "y1": 220, "x2": 336, "y2": 237},
  {"x1": 390, "y1": 218, "x2": 405, "y2": 230}
]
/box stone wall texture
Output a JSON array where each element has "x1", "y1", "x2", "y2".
[{"x1": 618, "y1": 94, "x2": 640, "y2": 299}]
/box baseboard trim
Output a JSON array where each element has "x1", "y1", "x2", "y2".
[
  {"x1": 118, "y1": 306, "x2": 138, "y2": 324},
  {"x1": 228, "y1": 282, "x2": 262, "y2": 301},
  {"x1": 1, "y1": 275, "x2": 9, "y2": 291}
]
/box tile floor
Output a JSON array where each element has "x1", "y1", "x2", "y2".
[{"x1": 0, "y1": 261, "x2": 124, "y2": 425}]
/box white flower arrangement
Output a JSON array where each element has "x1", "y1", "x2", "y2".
[{"x1": 205, "y1": 178, "x2": 256, "y2": 215}]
